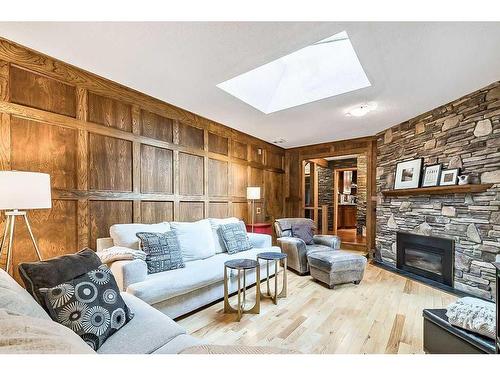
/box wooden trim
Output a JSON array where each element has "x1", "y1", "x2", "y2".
[
  {"x1": 0, "y1": 59, "x2": 9, "y2": 102},
  {"x1": 0, "y1": 112, "x2": 10, "y2": 170},
  {"x1": 382, "y1": 184, "x2": 493, "y2": 197}
]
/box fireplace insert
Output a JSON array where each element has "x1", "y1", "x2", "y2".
[{"x1": 396, "y1": 231, "x2": 454, "y2": 287}]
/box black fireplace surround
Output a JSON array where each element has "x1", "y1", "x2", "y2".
[{"x1": 396, "y1": 231, "x2": 454, "y2": 287}]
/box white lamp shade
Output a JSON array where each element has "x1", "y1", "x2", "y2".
[
  {"x1": 0, "y1": 171, "x2": 52, "y2": 210},
  {"x1": 246, "y1": 186, "x2": 261, "y2": 200}
]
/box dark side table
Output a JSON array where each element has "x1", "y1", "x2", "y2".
[
  {"x1": 257, "y1": 252, "x2": 287, "y2": 304},
  {"x1": 223, "y1": 259, "x2": 260, "y2": 321}
]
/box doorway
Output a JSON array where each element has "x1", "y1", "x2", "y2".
[{"x1": 302, "y1": 154, "x2": 367, "y2": 251}]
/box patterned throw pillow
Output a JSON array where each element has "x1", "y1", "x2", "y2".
[
  {"x1": 40, "y1": 265, "x2": 133, "y2": 351},
  {"x1": 136, "y1": 231, "x2": 185, "y2": 274},
  {"x1": 291, "y1": 222, "x2": 315, "y2": 244},
  {"x1": 218, "y1": 221, "x2": 252, "y2": 254}
]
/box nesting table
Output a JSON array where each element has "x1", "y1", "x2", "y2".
[
  {"x1": 257, "y1": 252, "x2": 287, "y2": 304},
  {"x1": 223, "y1": 259, "x2": 260, "y2": 321}
]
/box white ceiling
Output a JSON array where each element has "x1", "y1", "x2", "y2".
[{"x1": 1, "y1": 22, "x2": 499, "y2": 148}]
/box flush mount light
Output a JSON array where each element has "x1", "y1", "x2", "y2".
[
  {"x1": 217, "y1": 31, "x2": 370, "y2": 114},
  {"x1": 272, "y1": 138, "x2": 287, "y2": 144},
  {"x1": 346, "y1": 103, "x2": 378, "y2": 117}
]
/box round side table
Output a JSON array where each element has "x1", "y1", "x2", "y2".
[
  {"x1": 223, "y1": 259, "x2": 260, "y2": 321},
  {"x1": 257, "y1": 252, "x2": 287, "y2": 304}
]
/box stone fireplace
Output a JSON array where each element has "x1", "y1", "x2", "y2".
[
  {"x1": 396, "y1": 232, "x2": 454, "y2": 287},
  {"x1": 375, "y1": 81, "x2": 500, "y2": 300}
]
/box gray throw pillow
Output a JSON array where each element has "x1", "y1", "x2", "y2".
[
  {"x1": 18, "y1": 248, "x2": 102, "y2": 312},
  {"x1": 218, "y1": 221, "x2": 252, "y2": 254},
  {"x1": 291, "y1": 222, "x2": 315, "y2": 244},
  {"x1": 40, "y1": 265, "x2": 133, "y2": 351},
  {"x1": 136, "y1": 231, "x2": 184, "y2": 274}
]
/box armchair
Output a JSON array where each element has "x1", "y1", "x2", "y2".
[{"x1": 274, "y1": 218, "x2": 341, "y2": 275}]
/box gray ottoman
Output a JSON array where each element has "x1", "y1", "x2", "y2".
[{"x1": 307, "y1": 250, "x2": 367, "y2": 289}]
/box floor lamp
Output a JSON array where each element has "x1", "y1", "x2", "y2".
[
  {"x1": 0, "y1": 171, "x2": 51, "y2": 274},
  {"x1": 247, "y1": 187, "x2": 261, "y2": 233}
]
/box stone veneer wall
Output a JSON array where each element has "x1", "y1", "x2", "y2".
[
  {"x1": 318, "y1": 165, "x2": 334, "y2": 230},
  {"x1": 376, "y1": 82, "x2": 500, "y2": 300}
]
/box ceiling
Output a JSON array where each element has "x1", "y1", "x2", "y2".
[{"x1": 1, "y1": 22, "x2": 500, "y2": 148}]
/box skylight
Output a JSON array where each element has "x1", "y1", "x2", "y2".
[{"x1": 217, "y1": 31, "x2": 371, "y2": 114}]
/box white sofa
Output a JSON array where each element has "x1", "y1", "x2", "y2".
[{"x1": 97, "y1": 218, "x2": 281, "y2": 319}]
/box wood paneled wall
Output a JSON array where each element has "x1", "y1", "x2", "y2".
[
  {"x1": 284, "y1": 136, "x2": 377, "y2": 253},
  {"x1": 0, "y1": 38, "x2": 285, "y2": 278}
]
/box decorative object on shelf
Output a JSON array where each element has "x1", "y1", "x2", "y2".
[
  {"x1": 246, "y1": 186, "x2": 261, "y2": 233},
  {"x1": 394, "y1": 158, "x2": 423, "y2": 190},
  {"x1": 440, "y1": 168, "x2": 459, "y2": 186},
  {"x1": 0, "y1": 171, "x2": 51, "y2": 274},
  {"x1": 458, "y1": 174, "x2": 471, "y2": 185},
  {"x1": 421, "y1": 163, "x2": 442, "y2": 187}
]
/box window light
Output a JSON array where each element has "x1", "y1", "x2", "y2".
[{"x1": 217, "y1": 31, "x2": 371, "y2": 114}]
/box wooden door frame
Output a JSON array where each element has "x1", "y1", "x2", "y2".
[
  {"x1": 297, "y1": 145, "x2": 376, "y2": 255},
  {"x1": 333, "y1": 167, "x2": 357, "y2": 235}
]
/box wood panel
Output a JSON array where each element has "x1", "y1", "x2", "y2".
[
  {"x1": 231, "y1": 163, "x2": 248, "y2": 197},
  {"x1": 140, "y1": 144, "x2": 173, "y2": 193},
  {"x1": 0, "y1": 38, "x2": 285, "y2": 278},
  {"x1": 267, "y1": 150, "x2": 283, "y2": 170},
  {"x1": 250, "y1": 144, "x2": 264, "y2": 164},
  {"x1": 179, "y1": 122, "x2": 204, "y2": 150},
  {"x1": 249, "y1": 167, "x2": 264, "y2": 190},
  {"x1": 141, "y1": 201, "x2": 174, "y2": 224},
  {"x1": 232, "y1": 140, "x2": 247, "y2": 160},
  {"x1": 3, "y1": 200, "x2": 77, "y2": 279},
  {"x1": 140, "y1": 109, "x2": 173, "y2": 143},
  {"x1": 208, "y1": 158, "x2": 228, "y2": 196},
  {"x1": 89, "y1": 200, "x2": 133, "y2": 249},
  {"x1": 265, "y1": 170, "x2": 284, "y2": 221},
  {"x1": 10, "y1": 117, "x2": 77, "y2": 189},
  {"x1": 88, "y1": 92, "x2": 132, "y2": 132},
  {"x1": 179, "y1": 152, "x2": 204, "y2": 195},
  {"x1": 208, "y1": 132, "x2": 228, "y2": 155},
  {"x1": 179, "y1": 201, "x2": 204, "y2": 222},
  {"x1": 208, "y1": 202, "x2": 229, "y2": 219},
  {"x1": 89, "y1": 134, "x2": 132, "y2": 192},
  {"x1": 10, "y1": 66, "x2": 76, "y2": 117},
  {"x1": 231, "y1": 202, "x2": 249, "y2": 222}
]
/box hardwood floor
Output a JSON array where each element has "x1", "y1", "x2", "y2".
[
  {"x1": 178, "y1": 263, "x2": 457, "y2": 354},
  {"x1": 336, "y1": 228, "x2": 366, "y2": 245}
]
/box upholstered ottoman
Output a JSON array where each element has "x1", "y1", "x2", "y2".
[{"x1": 307, "y1": 250, "x2": 367, "y2": 289}]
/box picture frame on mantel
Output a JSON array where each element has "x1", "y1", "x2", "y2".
[
  {"x1": 394, "y1": 158, "x2": 423, "y2": 190},
  {"x1": 421, "y1": 163, "x2": 442, "y2": 187},
  {"x1": 439, "y1": 168, "x2": 460, "y2": 186}
]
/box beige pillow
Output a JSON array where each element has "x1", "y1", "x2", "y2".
[{"x1": 0, "y1": 309, "x2": 95, "y2": 354}]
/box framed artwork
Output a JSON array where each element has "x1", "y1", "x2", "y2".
[
  {"x1": 394, "y1": 158, "x2": 423, "y2": 189},
  {"x1": 439, "y1": 168, "x2": 459, "y2": 186},
  {"x1": 421, "y1": 164, "x2": 442, "y2": 187}
]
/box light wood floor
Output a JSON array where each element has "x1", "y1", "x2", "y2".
[{"x1": 178, "y1": 263, "x2": 457, "y2": 354}]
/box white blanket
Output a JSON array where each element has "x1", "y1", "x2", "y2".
[
  {"x1": 446, "y1": 296, "x2": 495, "y2": 339},
  {"x1": 97, "y1": 246, "x2": 147, "y2": 265}
]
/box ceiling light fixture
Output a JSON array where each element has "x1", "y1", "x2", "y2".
[{"x1": 346, "y1": 103, "x2": 377, "y2": 117}]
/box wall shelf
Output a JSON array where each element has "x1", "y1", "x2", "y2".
[{"x1": 382, "y1": 184, "x2": 494, "y2": 197}]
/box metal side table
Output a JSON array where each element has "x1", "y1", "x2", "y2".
[
  {"x1": 223, "y1": 259, "x2": 260, "y2": 321},
  {"x1": 257, "y1": 252, "x2": 287, "y2": 304}
]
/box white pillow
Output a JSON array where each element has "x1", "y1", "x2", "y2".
[
  {"x1": 209, "y1": 217, "x2": 240, "y2": 253},
  {"x1": 446, "y1": 297, "x2": 496, "y2": 339},
  {"x1": 170, "y1": 219, "x2": 216, "y2": 261},
  {"x1": 110, "y1": 222, "x2": 171, "y2": 250}
]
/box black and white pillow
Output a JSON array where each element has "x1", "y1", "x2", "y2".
[
  {"x1": 136, "y1": 231, "x2": 185, "y2": 274},
  {"x1": 40, "y1": 265, "x2": 133, "y2": 351},
  {"x1": 218, "y1": 221, "x2": 252, "y2": 254}
]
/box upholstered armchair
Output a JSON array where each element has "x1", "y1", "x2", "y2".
[{"x1": 274, "y1": 218, "x2": 341, "y2": 275}]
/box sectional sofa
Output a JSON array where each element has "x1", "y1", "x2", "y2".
[{"x1": 97, "y1": 217, "x2": 281, "y2": 319}]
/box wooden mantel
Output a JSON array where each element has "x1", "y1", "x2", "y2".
[{"x1": 382, "y1": 184, "x2": 494, "y2": 197}]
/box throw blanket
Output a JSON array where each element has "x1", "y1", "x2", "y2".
[
  {"x1": 446, "y1": 297, "x2": 495, "y2": 339},
  {"x1": 97, "y1": 246, "x2": 146, "y2": 265}
]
